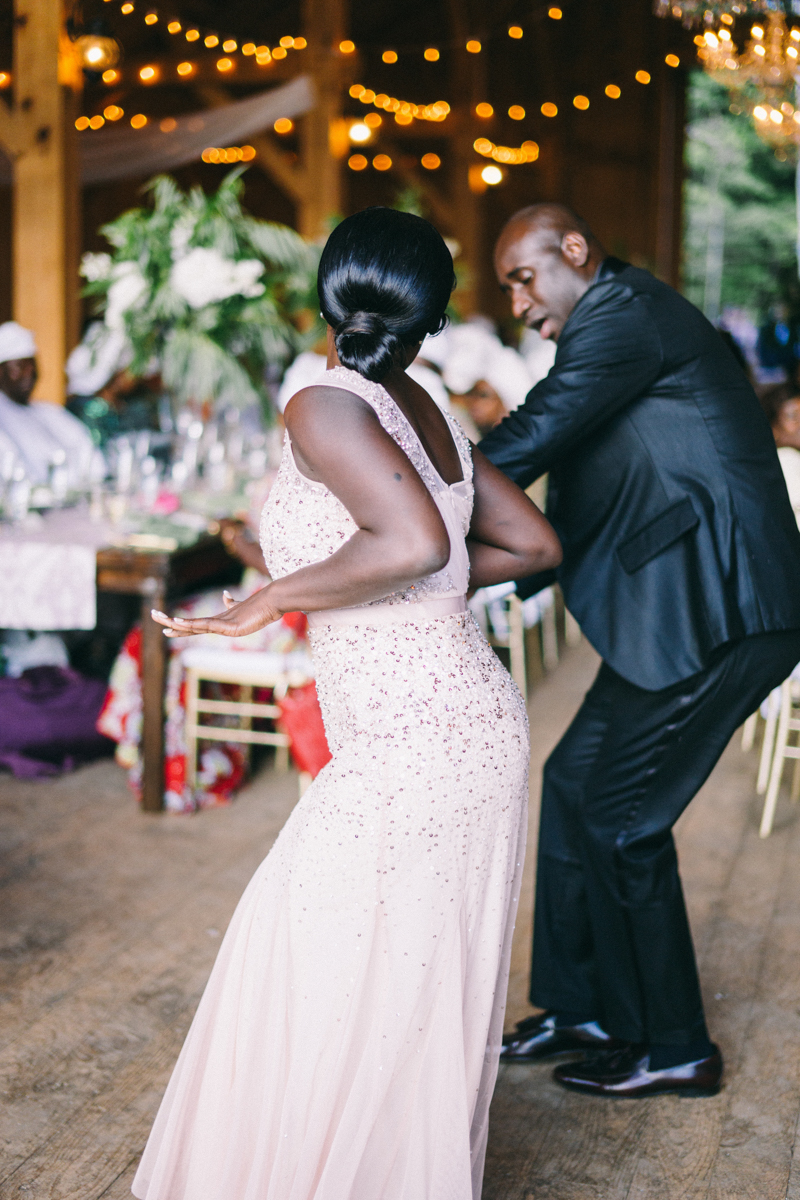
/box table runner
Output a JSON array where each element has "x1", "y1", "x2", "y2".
[{"x1": 0, "y1": 508, "x2": 114, "y2": 630}]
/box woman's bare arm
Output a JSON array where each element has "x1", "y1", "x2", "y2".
[
  {"x1": 153, "y1": 386, "x2": 450, "y2": 638},
  {"x1": 466, "y1": 446, "x2": 562, "y2": 589}
]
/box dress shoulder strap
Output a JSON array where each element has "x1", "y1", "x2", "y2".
[
  {"x1": 318, "y1": 365, "x2": 389, "y2": 414},
  {"x1": 442, "y1": 410, "x2": 474, "y2": 484}
]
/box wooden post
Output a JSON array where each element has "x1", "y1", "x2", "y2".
[
  {"x1": 204, "y1": 1, "x2": 344, "y2": 241},
  {"x1": 0, "y1": 0, "x2": 81, "y2": 405},
  {"x1": 140, "y1": 577, "x2": 167, "y2": 813},
  {"x1": 299, "y1": 0, "x2": 345, "y2": 239}
]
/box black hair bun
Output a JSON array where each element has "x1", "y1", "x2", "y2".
[
  {"x1": 317, "y1": 207, "x2": 456, "y2": 383},
  {"x1": 334, "y1": 311, "x2": 403, "y2": 382}
]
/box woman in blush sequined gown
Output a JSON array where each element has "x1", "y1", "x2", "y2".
[{"x1": 141, "y1": 208, "x2": 561, "y2": 1200}]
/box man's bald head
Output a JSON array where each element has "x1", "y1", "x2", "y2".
[
  {"x1": 502, "y1": 203, "x2": 600, "y2": 254},
  {"x1": 494, "y1": 204, "x2": 606, "y2": 341}
]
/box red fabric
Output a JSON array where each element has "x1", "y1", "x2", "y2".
[
  {"x1": 277, "y1": 682, "x2": 331, "y2": 777},
  {"x1": 164, "y1": 753, "x2": 186, "y2": 794},
  {"x1": 281, "y1": 611, "x2": 308, "y2": 637}
]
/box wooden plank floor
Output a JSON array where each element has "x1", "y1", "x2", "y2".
[{"x1": 1, "y1": 639, "x2": 800, "y2": 1198}]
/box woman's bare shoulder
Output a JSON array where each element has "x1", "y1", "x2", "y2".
[{"x1": 285, "y1": 383, "x2": 372, "y2": 429}]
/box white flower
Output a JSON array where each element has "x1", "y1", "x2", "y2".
[
  {"x1": 170, "y1": 214, "x2": 197, "y2": 261},
  {"x1": 80, "y1": 252, "x2": 113, "y2": 282},
  {"x1": 169, "y1": 246, "x2": 265, "y2": 309},
  {"x1": 104, "y1": 262, "x2": 149, "y2": 330}
]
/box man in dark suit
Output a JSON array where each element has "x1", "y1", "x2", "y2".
[{"x1": 480, "y1": 203, "x2": 800, "y2": 1097}]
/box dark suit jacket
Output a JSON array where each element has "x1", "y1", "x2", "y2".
[{"x1": 479, "y1": 258, "x2": 800, "y2": 690}]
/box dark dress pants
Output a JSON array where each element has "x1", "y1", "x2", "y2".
[{"x1": 530, "y1": 629, "x2": 800, "y2": 1045}]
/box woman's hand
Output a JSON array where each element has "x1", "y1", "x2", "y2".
[{"x1": 151, "y1": 587, "x2": 283, "y2": 639}]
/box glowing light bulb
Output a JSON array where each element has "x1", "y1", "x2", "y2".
[
  {"x1": 348, "y1": 122, "x2": 371, "y2": 143},
  {"x1": 481, "y1": 165, "x2": 503, "y2": 185}
]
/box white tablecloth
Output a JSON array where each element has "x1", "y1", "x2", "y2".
[{"x1": 0, "y1": 508, "x2": 114, "y2": 630}]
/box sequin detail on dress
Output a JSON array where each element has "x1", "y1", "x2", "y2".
[
  {"x1": 133, "y1": 367, "x2": 529, "y2": 1200},
  {"x1": 261, "y1": 366, "x2": 474, "y2": 608}
]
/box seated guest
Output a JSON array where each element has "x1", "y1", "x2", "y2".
[
  {"x1": 443, "y1": 321, "x2": 535, "y2": 437},
  {"x1": 760, "y1": 381, "x2": 800, "y2": 524},
  {"x1": 0, "y1": 322, "x2": 94, "y2": 485}
]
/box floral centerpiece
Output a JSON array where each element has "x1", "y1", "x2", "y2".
[{"x1": 81, "y1": 169, "x2": 321, "y2": 418}]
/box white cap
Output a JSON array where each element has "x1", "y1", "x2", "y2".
[{"x1": 0, "y1": 321, "x2": 37, "y2": 364}]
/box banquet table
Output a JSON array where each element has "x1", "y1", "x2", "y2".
[{"x1": 0, "y1": 506, "x2": 240, "y2": 811}]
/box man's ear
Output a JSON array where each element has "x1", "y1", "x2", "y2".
[{"x1": 561, "y1": 232, "x2": 590, "y2": 269}]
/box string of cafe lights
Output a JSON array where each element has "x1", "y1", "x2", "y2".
[{"x1": 68, "y1": 3, "x2": 683, "y2": 164}]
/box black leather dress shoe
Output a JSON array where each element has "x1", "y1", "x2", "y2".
[
  {"x1": 553, "y1": 1043, "x2": 723, "y2": 1097},
  {"x1": 499, "y1": 1011, "x2": 617, "y2": 1062}
]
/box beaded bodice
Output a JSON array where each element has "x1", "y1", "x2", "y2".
[{"x1": 260, "y1": 365, "x2": 474, "y2": 609}]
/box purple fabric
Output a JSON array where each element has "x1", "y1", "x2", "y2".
[{"x1": 0, "y1": 666, "x2": 113, "y2": 778}]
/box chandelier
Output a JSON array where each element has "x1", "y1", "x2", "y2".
[
  {"x1": 658, "y1": 2, "x2": 800, "y2": 150},
  {"x1": 655, "y1": 2, "x2": 799, "y2": 27},
  {"x1": 699, "y1": 12, "x2": 800, "y2": 147}
]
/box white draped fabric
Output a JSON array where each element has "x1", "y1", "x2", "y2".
[{"x1": 0, "y1": 77, "x2": 315, "y2": 186}]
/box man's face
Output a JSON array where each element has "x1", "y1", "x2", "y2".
[
  {"x1": 494, "y1": 225, "x2": 592, "y2": 342},
  {"x1": 0, "y1": 357, "x2": 37, "y2": 405}
]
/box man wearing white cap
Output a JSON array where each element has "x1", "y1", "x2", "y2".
[{"x1": 0, "y1": 322, "x2": 93, "y2": 485}]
